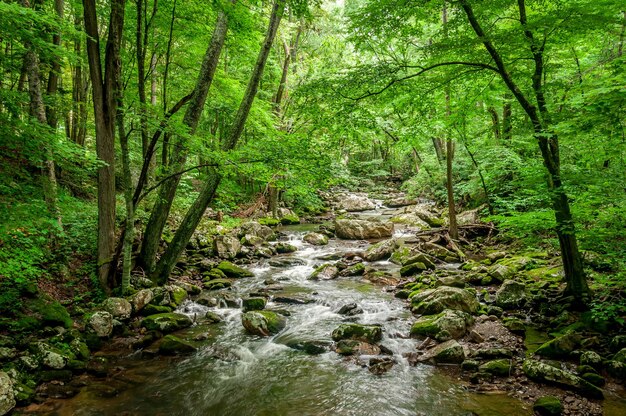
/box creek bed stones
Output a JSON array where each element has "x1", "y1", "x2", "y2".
[
  {"x1": 242, "y1": 311, "x2": 287, "y2": 336},
  {"x1": 140, "y1": 313, "x2": 193, "y2": 334}
]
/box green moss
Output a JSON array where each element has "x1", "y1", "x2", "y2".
[
  {"x1": 203, "y1": 268, "x2": 227, "y2": 281},
  {"x1": 242, "y1": 297, "x2": 267, "y2": 311},
  {"x1": 581, "y1": 372, "x2": 605, "y2": 387},
  {"x1": 400, "y1": 262, "x2": 426, "y2": 277},
  {"x1": 203, "y1": 278, "x2": 232, "y2": 290},
  {"x1": 533, "y1": 396, "x2": 562, "y2": 416},
  {"x1": 331, "y1": 323, "x2": 382, "y2": 343},
  {"x1": 479, "y1": 359, "x2": 512, "y2": 376},
  {"x1": 279, "y1": 214, "x2": 300, "y2": 225},
  {"x1": 141, "y1": 304, "x2": 173, "y2": 316},
  {"x1": 258, "y1": 217, "x2": 281, "y2": 226},
  {"x1": 217, "y1": 261, "x2": 254, "y2": 278},
  {"x1": 159, "y1": 335, "x2": 197, "y2": 355},
  {"x1": 37, "y1": 300, "x2": 73, "y2": 329}
]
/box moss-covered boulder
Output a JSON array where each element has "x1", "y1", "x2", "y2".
[
  {"x1": 168, "y1": 285, "x2": 188, "y2": 307},
  {"x1": 331, "y1": 323, "x2": 382, "y2": 344},
  {"x1": 158, "y1": 335, "x2": 197, "y2": 355},
  {"x1": 606, "y1": 360, "x2": 626, "y2": 380},
  {"x1": 400, "y1": 262, "x2": 428, "y2": 277},
  {"x1": 364, "y1": 238, "x2": 397, "y2": 262},
  {"x1": 258, "y1": 217, "x2": 281, "y2": 227},
  {"x1": 339, "y1": 262, "x2": 366, "y2": 277},
  {"x1": 429, "y1": 340, "x2": 465, "y2": 364},
  {"x1": 140, "y1": 313, "x2": 192, "y2": 334},
  {"x1": 37, "y1": 300, "x2": 73, "y2": 329},
  {"x1": 0, "y1": 371, "x2": 15, "y2": 416},
  {"x1": 141, "y1": 304, "x2": 173, "y2": 315},
  {"x1": 274, "y1": 242, "x2": 298, "y2": 254},
  {"x1": 613, "y1": 347, "x2": 626, "y2": 364},
  {"x1": 88, "y1": 311, "x2": 114, "y2": 337},
  {"x1": 502, "y1": 317, "x2": 526, "y2": 335},
  {"x1": 581, "y1": 372, "x2": 605, "y2": 387},
  {"x1": 213, "y1": 235, "x2": 241, "y2": 259},
  {"x1": 479, "y1": 359, "x2": 512, "y2": 377},
  {"x1": 410, "y1": 286, "x2": 479, "y2": 315},
  {"x1": 101, "y1": 297, "x2": 132, "y2": 320},
  {"x1": 535, "y1": 332, "x2": 581, "y2": 359},
  {"x1": 523, "y1": 359, "x2": 603, "y2": 399},
  {"x1": 129, "y1": 289, "x2": 154, "y2": 313},
  {"x1": 303, "y1": 232, "x2": 329, "y2": 246},
  {"x1": 580, "y1": 351, "x2": 603, "y2": 370},
  {"x1": 217, "y1": 261, "x2": 254, "y2": 278},
  {"x1": 280, "y1": 214, "x2": 300, "y2": 225},
  {"x1": 335, "y1": 340, "x2": 381, "y2": 356},
  {"x1": 334, "y1": 218, "x2": 394, "y2": 240},
  {"x1": 308, "y1": 263, "x2": 339, "y2": 280},
  {"x1": 495, "y1": 280, "x2": 527, "y2": 309},
  {"x1": 242, "y1": 297, "x2": 267, "y2": 312},
  {"x1": 533, "y1": 396, "x2": 562, "y2": 416},
  {"x1": 410, "y1": 310, "x2": 473, "y2": 341},
  {"x1": 241, "y1": 311, "x2": 286, "y2": 336}
]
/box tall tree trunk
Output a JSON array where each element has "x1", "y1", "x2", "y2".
[
  {"x1": 487, "y1": 106, "x2": 501, "y2": 141},
  {"x1": 118, "y1": 106, "x2": 133, "y2": 295},
  {"x1": 443, "y1": 1, "x2": 458, "y2": 239},
  {"x1": 151, "y1": 0, "x2": 286, "y2": 283},
  {"x1": 138, "y1": 9, "x2": 230, "y2": 273},
  {"x1": 502, "y1": 94, "x2": 512, "y2": 142},
  {"x1": 458, "y1": 0, "x2": 589, "y2": 302},
  {"x1": 136, "y1": 0, "x2": 149, "y2": 157},
  {"x1": 84, "y1": 0, "x2": 126, "y2": 292},
  {"x1": 273, "y1": 39, "x2": 290, "y2": 114},
  {"x1": 46, "y1": 0, "x2": 64, "y2": 129}
]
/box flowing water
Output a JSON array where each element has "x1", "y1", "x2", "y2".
[{"x1": 37, "y1": 206, "x2": 539, "y2": 416}]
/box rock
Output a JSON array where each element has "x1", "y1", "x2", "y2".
[
  {"x1": 606, "y1": 360, "x2": 626, "y2": 380},
  {"x1": 269, "y1": 258, "x2": 306, "y2": 268},
  {"x1": 410, "y1": 286, "x2": 479, "y2": 315},
  {"x1": 38, "y1": 301, "x2": 73, "y2": 329},
  {"x1": 421, "y1": 242, "x2": 459, "y2": 261},
  {"x1": 533, "y1": 396, "x2": 563, "y2": 416},
  {"x1": 331, "y1": 323, "x2": 382, "y2": 344},
  {"x1": 334, "y1": 219, "x2": 394, "y2": 240},
  {"x1": 159, "y1": 335, "x2": 197, "y2": 355},
  {"x1": 581, "y1": 372, "x2": 605, "y2": 387},
  {"x1": 273, "y1": 295, "x2": 314, "y2": 305},
  {"x1": 410, "y1": 310, "x2": 473, "y2": 341},
  {"x1": 203, "y1": 268, "x2": 227, "y2": 281},
  {"x1": 404, "y1": 252, "x2": 436, "y2": 269},
  {"x1": 141, "y1": 303, "x2": 173, "y2": 315},
  {"x1": 369, "y1": 357, "x2": 395, "y2": 375},
  {"x1": 337, "y1": 303, "x2": 363, "y2": 316},
  {"x1": 0, "y1": 371, "x2": 15, "y2": 416},
  {"x1": 242, "y1": 297, "x2": 267, "y2": 311},
  {"x1": 390, "y1": 213, "x2": 430, "y2": 228},
  {"x1": 522, "y1": 359, "x2": 603, "y2": 399},
  {"x1": 217, "y1": 261, "x2": 254, "y2": 278},
  {"x1": 338, "y1": 262, "x2": 366, "y2": 277},
  {"x1": 613, "y1": 347, "x2": 626, "y2": 364},
  {"x1": 610, "y1": 335, "x2": 626, "y2": 352},
  {"x1": 205, "y1": 311, "x2": 223, "y2": 324},
  {"x1": 340, "y1": 194, "x2": 375, "y2": 212},
  {"x1": 580, "y1": 351, "x2": 603, "y2": 370},
  {"x1": 461, "y1": 360, "x2": 480, "y2": 371},
  {"x1": 488, "y1": 264, "x2": 514, "y2": 283},
  {"x1": 435, "y1": 275, "x2": 466, "y2": 289},
  {"x1": 428, "y1": 340, "x2": 465, "y2": 364},
  {"x1": 101, "y1": 298, "x2": 132, "y2": 320},
  {"x1": 203, "y1": 279, "x2": 232, "y2": 290},
  {"x1": 42, "y1": 349, "x2": 67, "y2": 370},
  {"x1": 0, "y1": 348, "x2": 16, "y2": 362},
  {"x1": 364, "y1": 238, "x2": 397, "y2": 262},
  {"x1": 279, "y1": 211, "x2": 300, "y2": 225},
  {"x1": 400, "y1": 262, "x2": 428, "y2": 277},
  {"x1": 274, "y1": 242, "x2": 298, "y2": 254},
  {"x1": 241, "y1": 311, "x2": 287, "y2": 336},
  {"x1": 238, "y1": 222, "x2": 274, "y2": 240},
  {"x1": 384, "y1": 196, "x2": 416, "y2": 208},
  {"x1": 88, "y1": 311, "x2": 114, "y2": 337},
  {"x1": 335, "y1": 340, "x2": 380, "y2": 356},
  {"x1": 140, "y1": 313, "x2": 193, "y2": 334},
  {"x1": 535, "y1": 332, "x2": 581, "y2": 359},
  {"x1": 129, "y1": 289, "x2": 153, "y2": 313},
  {"x1": 479, "y1": 359, "x2": 512, "y2": 377},
  {"x1": 502, "y1": 317, "x2": 525, "y2": 335},
  {"x1": 308, "y1": 264, "x2": 339, "y2": 280},
  {"x1": 495, "y1": 280, "x2": 527, "y2": 309},
  {"x1": 303, "y1": 232, "x2": 329, "y2": 246},
  {"x1": 413, "y1": 206, "x2": 444, "y2": 227},
  {"x1": 213, "y1": 235, "x2": 241, "y2": 259},
  {"x1": 285, "y1": 340, "x2": 330, "y2": 355},
  {"x1": 168, "y1": 285, "x2": 188, "y2": 306}
]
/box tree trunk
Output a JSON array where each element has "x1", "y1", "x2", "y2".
[
  {"x1": 273, "y1": 39, "x2": 290, "y2": 114},
  {"x1": 139, "y1": 9, "x2": 230, "y2": 273},
  {"x1": 118, "y1": 106, "x2": 133, "y2": 295},
  {"x1": 151, "y1": 0, "x2": 286, "y2": 283},
  {"x1": 45, "y1": 0, "x2": 64, "y2": 129},
  {"x1": 487, "y1": 106, "x2": 501, "y2": 141},
  {"x1": 502, "y1": 95, "x2": 512, "y2": 142},
  {"x1": 445, "y1": 137, "x2": 458, "y2": 239},
  {"x1": 84, "y1": 0, "x2": 126, "y2": 292}
]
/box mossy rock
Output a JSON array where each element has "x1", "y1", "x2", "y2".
[
  {"x1": 340, "y1": 262, "x2": 366, "y2": 277},
  {"x1": 159, "y1": 335, "x2": 197, "y2": 355},
  {"x1": 581, "y1": 372, "x2": 605, "y2": 387},
  {"x1": 400, "y1": 262, "x2": 427, "y2": 277},
  {"x1": 502, "y1": 317, "x2": 526, "y2": 335},
  {"x1": 613, "y1": 347, "x2": 626, "y2": 364},
  {"x1": 241, "y1": 311, "x2": 286, "y2": 336},
  {"x1": 461, "y1": 360, "x2": 480, "y2": 371},
  {"x1": 36, "y1": 300, "x2": 73, "y2": 329},
  {"x1": 331, "y1": 323, "x2": 382, "y2": 344},
  {"x1": 258, "y1": 217, "x2": 281, "y2": 226},
  {"x1": 141, "y1": 304, "x2": 173, "y2": 316},
  {"x1": 533, "y1": 396, "x2": 562, "y2": 416},
  {"x1": 274, "y1": 242, "x2": 298, "y2": 254},
  {"x1": 479, "y1": 359, "x2": 512, "y2": 377},
  {"x1": 203, "y1": 268, "x2": 227, "y2": 281},
  {"x1": 140, "y1": 313, "x2": 192, "y2": 334},
  {"x1": 523, "y1": 359, "x2": 603, "y2": 399},
  {"x1": 169, "y1": 286, "x2": 188, "y2": 307},
  {"x1": 410, "y1": 286, "x2": 479, "y2": 315},
  {"x1": 535, "y1": 331, "x2": 581, "y2": 359},
  {"x1": 279, "y1": 214, "x2": 300, "y2": 225},
  {"x1": 203, "y1": 279, "x2": 233, "y2": 291},
  {"x1": 430, "y1": 339, "x2": 465, "y2": 364},
  {"x1": 242, "y1": 297, "x2": 267, "y2": 312},
  {"x1": 410, "y1": 310, "x2": 473, "y2": 341},
  {"x1": 217, "y1": 261, "x2": 254, "y2": 278}
]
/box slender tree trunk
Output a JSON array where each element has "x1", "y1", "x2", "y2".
[
  {"x1": 487, "y1": 106, "x2": 501, "y2": 141},
  {"x1": 502, "y1": 94, "x2": 512, "y2": 142},
  {"x1": 84, "y1": 0, "x2": 126, "y2": 292},
  {"x1": 118, "y1": 106, "x2": 133, "y2": 295},
  {"x1": 46, "y1": 0, "x2": 63, "y2": 129},
  {"x1": 151, "y1": 0, "x2": 286, "y2": 283},
  {"x1": 136, "y1": 0, "x2": 149, "y2": 157},
  {"x1": 458, "y1": 0, "x2": 589, "y2": 302},
  {"x1": 273, "y1": 39, "x2": 290, "y2": 114},
  {"x1": 443, "y1": 1, "x2": 458, "y2": 239},
  {"x1": 139, "y1": 10, "x2": 230, "y2": 273}
]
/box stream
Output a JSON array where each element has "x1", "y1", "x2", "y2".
[{"x1": 38, "y1": 204, "x2": 537, "y2": 416}]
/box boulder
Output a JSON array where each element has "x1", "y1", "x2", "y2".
[
  {"x1": 334, "y1": 219, "x2": 394, "y2": 240},
  {"x1": 364, "y1": 238, "x2": 397, "y2": 262},
  {"x1": 217, "y1": 261, "x2": 254, "y2": 278},
  {"x1": 384, "y1": 196, "x2": 416, "y2": 208},
  {"x1": 389, "y1": 213, "x2": 430, "y2": 228},
  {"x1": 238, "y1": 222, "x2": 274, "y2": 240},
  {"x1": 159, "y1": 335, "x2": 197, "y2": 355},
  {"x1": 523, "y1": 359, "x2": 603, "y2": 399},
  {"x1": 535, "y1": 332, "x2": 582, "y2": 359},
  {"x1": 614, "y1": 347, "x2": 626, "y2": 364},
  {"x1": 101, "y1": 298, "x2": 133, "y2": 320},
  {"x1": 479, "y1": 359, "x2": 512, "y2": 377},
  {"x1": 242, "y1": 297, "x2": 267, "y2": 311},
  {"x1": 435, "y1": 275, "x2": 466, "y2": 289},
  {"x1": 140, "y1": 313, "x2": 192, "y2": 334},
  {"x1": 410, "y1": 286, "x2": 479, "y2": 315},
  {"x1": 167, "y1": 285, "x2": 188, "y2": 306},
  {"x1": 410, "y1": 310, "x2": 473, "y2": 341},
  {"x1": 203, "y1": 279, "x2": 232, "y2": 290},
  {"x1": 488, "y1": 264, "x2": 514, "y2": 283},
  {"x1": 338, "y1": 262, "x2": 366, "y2": 277},
  {"x1": 369, "y1": 357, "x2": 395, "y2": 375},
  {"x1": 213, "y1": 235, "x2": 241, "y2": 259},
  {"x1": 303, "y1": 232, "x2": 329, "y2": 246},
  {"x1": 242, "y1": 311, "x2": 286, "y2": 336},
  {"x1": 285, "y1": 340, "x2": 330, "y2": 355},
  {"x1": 88, "y1": 311, "x2": 114, "y2": 337},
  {"x1": 427, "y1": 340, "x2": 465, "y2": 364},
  {"x1": 337, "y1": 303, "x2": 363, "y2": 316},
  {"x1": 421, "y1": 242, "x2": 459, "y2": 262},
  {"x1": 335, "y1": 340, "x2": 381, "y2": 356},
  {"x1": 606, "y1": 360, "x2": 626, "y2": 380},
  {"x1": 533, "y1": 396, "x2": 562, "y2": 416},
  {"x1": 331, "y1": 323, "x2": 382, "y2": 344},
  {"x1": 274, "y1": 242, "x2": 298, "y2": 254},
  {"x1": 340, "y1": 194, "x2": 375, "y2": 212},
  {"x1": 413, "y1": 206, "x2": 444, "y2": 227},
  {"x1": 308, "y1": 264, "x2": 339, "y2": 280},
  {"x1": 495, "y1": 280, "x2": 527, "y2": 309},
  {"x1": 241, "y1": 234, "x2": 264, "y2": 247},
  {"x1": 0, "y1": 371, "x2": 15, "y2": 416},
  {"x1": 269, "y1": 258, "x2": 306, "y2": 268}
]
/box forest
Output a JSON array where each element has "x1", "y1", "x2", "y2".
[{"x1": 0, "y1": 0, "x2": 625, "y2": 414}]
